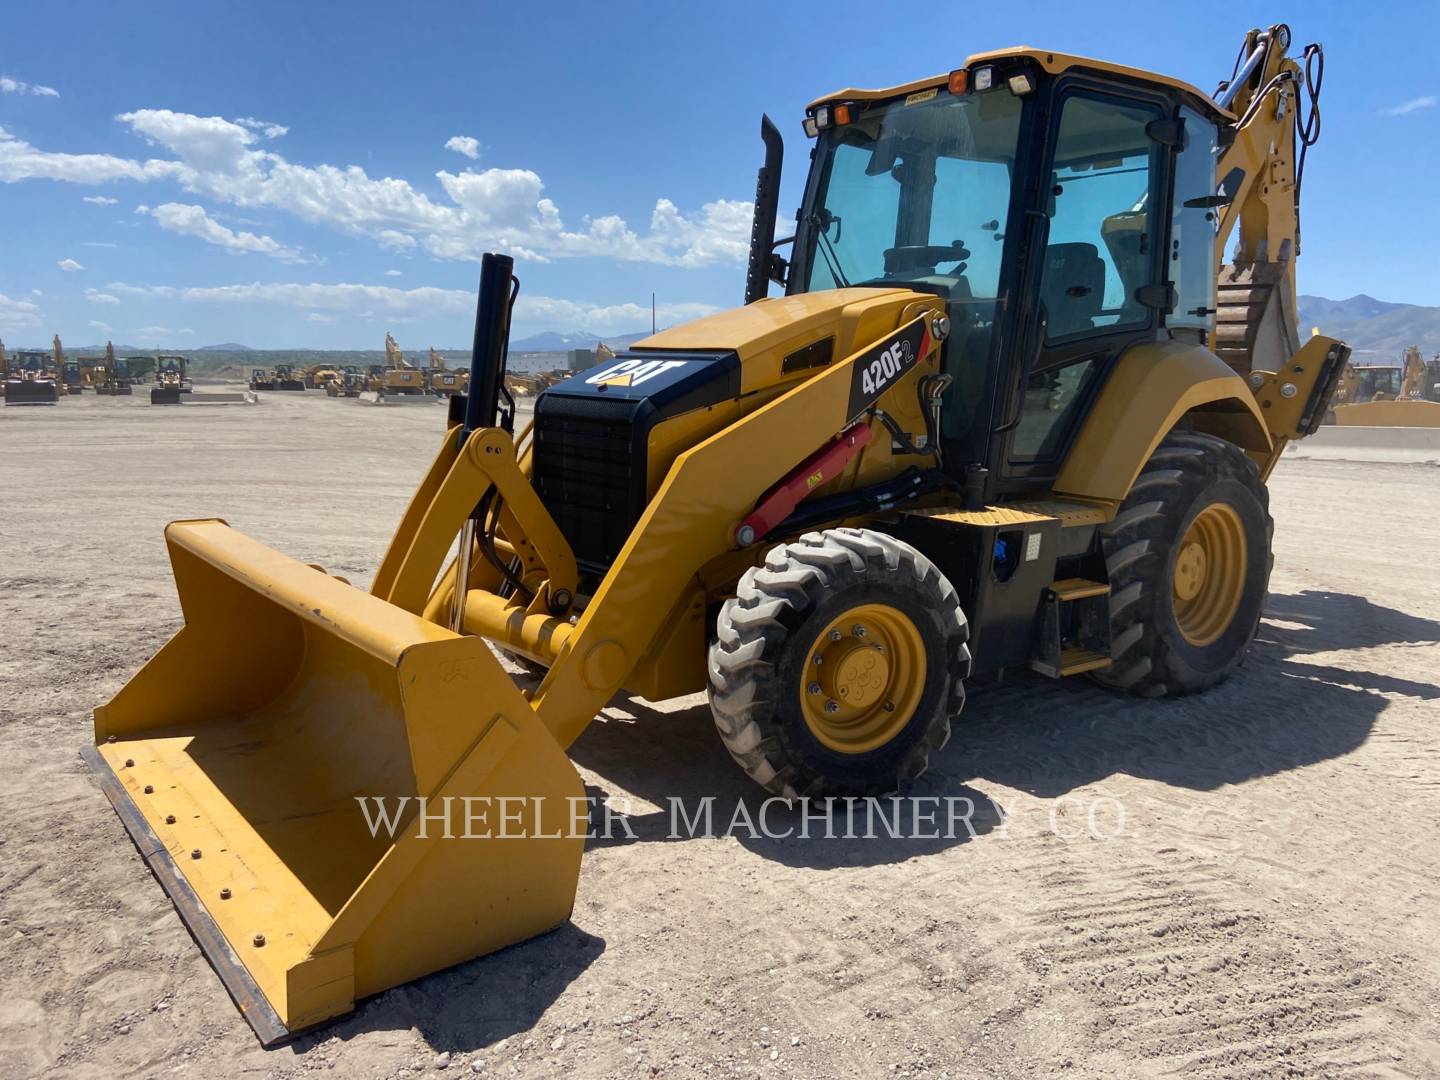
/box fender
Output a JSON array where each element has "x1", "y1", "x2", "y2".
[{"x1": 1054, "y1": 339, "x2": 1271, "y2": 504}]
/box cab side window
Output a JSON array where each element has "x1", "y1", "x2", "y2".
[{"x1": 1040, "y1": 94, "x2": 1163, "y2": 341}]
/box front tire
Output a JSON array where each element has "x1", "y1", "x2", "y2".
[
  {"x1": 708, "y1": 528, "x2": 970, "y2": 799},
  {"x1": 1094, "y1": 431, "x2": 1272, "y2": 697}
]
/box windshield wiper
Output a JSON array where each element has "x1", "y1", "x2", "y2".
[{"x1": 807, "y1": 211, "x2": 851, "y2": 288}]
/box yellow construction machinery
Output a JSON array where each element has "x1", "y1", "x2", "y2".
[
  {"x1": 426, "y1": 347, "x2": 468, "y2": 396},
  {"x1": 88, "y1": 26, "x2": 1347, "y2": 1044},
  {"x1": 1332, "y1": 345, "x2": 1440, "y2": 426},
  {"x1": 152, "y1": 355, "x2": 193, "y2": 404},
  {"x1": 94, "y1": 342, "x2": 134, "y2": 395},
  {"x1": 378, "y1": 332, "x2": 426, "y2": 395},
  {"x1": 4, "y1": 343, "x2": 60, "y2": 405},
  {"x1": 54, "y1": 335, "x2": 84, "y2": 396},
  {"x1": 249, "y1": 367, "x2": 276, "y2": 391},
  {"x1": 305, "y1": 364, "x2": 342, "y2": 390},
  {"x1": 272, "y1": 363, "x2": 306, "y2": 391},
  {"x1": 325, "y1": 364, "x2": 366, "y2": 397}
]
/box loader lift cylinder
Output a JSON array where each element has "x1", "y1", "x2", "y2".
[{"x1": 465, "y1": 252, "x2": 516, "y2": 437}]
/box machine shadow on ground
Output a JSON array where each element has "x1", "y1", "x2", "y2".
[
  {"x1": 568, "y1": 587, "x2": 1438, "y2": 845},
  {"x1": 288, "y1": 588, "x2": 1438, "y2": 1055}
]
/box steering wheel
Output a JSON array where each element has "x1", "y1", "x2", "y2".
[{"x1": 882, "y1": 242, "x2": 971, "y2": 276}]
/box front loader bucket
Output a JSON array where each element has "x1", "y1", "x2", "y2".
[{"x1": 86, "y1": 520, "x2": 586, "y2": 1045}]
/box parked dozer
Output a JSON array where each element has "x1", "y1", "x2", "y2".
[
  {"x1": 4, "y1": 346, "x2": 60, "y2": 405},
  {"x1": 88, "y1": 26, "x2": 1347, "y2": 1044},
  {"x1": 273, "y1": 363, "x2": 306, "y2": 391}
]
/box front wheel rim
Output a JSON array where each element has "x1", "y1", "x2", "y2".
[
  {"x1": 1172, "y1": 502, "x2": 1248, "y2": 647},
  {"x1": 799, "y1": 603, "x2": 927, "y2": 754}
]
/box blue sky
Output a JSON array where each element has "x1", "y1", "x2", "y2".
[{"x1": 1, "y1": 1, "x2": 1434, "y2": 349}]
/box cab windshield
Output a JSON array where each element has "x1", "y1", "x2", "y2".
[{"x1": 798, "y1": 88, "x2": 1024, "y2": 299}]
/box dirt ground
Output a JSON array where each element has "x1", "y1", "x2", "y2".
[{"x1": 2, "y1": 386, "x2": 1438, "y2": 1079}]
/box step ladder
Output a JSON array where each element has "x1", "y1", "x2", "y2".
[{"x1": 1031, "y1": 577, "x2": 1112, "y2": 678}]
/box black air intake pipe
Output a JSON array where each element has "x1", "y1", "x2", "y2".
[
  {"x1": 744, "y1": 115, "x2": 783, "y2": 305},
  {"x1": 465, "y1": 252, "x2": 517, "y2": 436}
]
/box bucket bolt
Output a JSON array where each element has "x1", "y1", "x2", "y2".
[
  {"x1": 190, "y1": 849, "x2": 202, "y2": 860},
  {"x1": 143, "y1": 785, "x2": 154, "y2": 794},
  {"x1": 253, "y1": 934, "x2": 266, "y2": 948},
  {"x1": 165, "y1": 815, "x2": 176, "y2": 824},
  {"x1": 219, "y1": 888, "x2": 232, "y2": 900},
  {"x1": 124, "y1": 759, "x2": 134, "y2": 768}
]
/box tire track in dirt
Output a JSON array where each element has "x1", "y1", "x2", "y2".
[{"x1": 1014, "y1": 842, "x2": 1393, "y2": 1077}]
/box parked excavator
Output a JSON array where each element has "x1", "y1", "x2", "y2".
[
  {"x1": 53, "y1": 335, "x2": 84, "y2": 396},
  {"x1": 378, "y1": 332, "x2": 426, "y2": 395},
  {"x1": 94, "y1": 342, "x2": 134, "y2": 395},
  {"x1": 1332, "y1": 345, "x2": 1440, "y2": 426},
  {"x1": 88, "y1": 26, "x2": 1346, "y2": 1044},
  {"x1": 426, "y1": 347, "x2": 468, "y2": 396}
]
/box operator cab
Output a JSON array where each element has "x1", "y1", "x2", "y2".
[{"x1": 782, "y1": 50, "x2": 1228, "y2": 496}]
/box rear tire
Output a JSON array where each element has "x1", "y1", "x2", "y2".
[
  {"x1": 1094, "y1": 431, "x2": 1272, "y2": 698},
  {"x1": 708, "y1": 528, "x2": 969, "y2": 799}
]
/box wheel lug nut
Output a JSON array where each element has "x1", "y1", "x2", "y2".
[
  {"x1": 825, "y1": 700, "x2": 840, "y2": 714},
  {"x1": 852, "y1": 625, "x2": 866, "y2": 637},
  {"x1": 883, "y1": 701, "x2": 896, "y2": 712},
  {"x1": 812, "y1": 654, "x2": 824, "y2": 665},
  {"x1": 828, "y1": 629, "x2": 842, "y2": 642},
  {"x1": 807, "y1": 682, "x2": 821, "y2": 695}
]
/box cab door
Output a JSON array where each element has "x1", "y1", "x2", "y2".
[{"x1": 997, "y1": 84, "x2": 1173, "y2": 491}]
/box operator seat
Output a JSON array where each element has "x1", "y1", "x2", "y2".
[{"x1": 1040, "y1": 242, "x2": 1105, "y2": 338}]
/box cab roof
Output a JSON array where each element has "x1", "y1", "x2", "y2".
[{"x1": 808, "y1": 46, "x2": 1234, "y2": 124}]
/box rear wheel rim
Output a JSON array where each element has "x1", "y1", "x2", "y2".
[
  {"x1": 1172, "y1": 502, "x2": 1247, "y2": 647},
  {"x1": 799, "y1": 603, "x2": 926, "y2": 754}
]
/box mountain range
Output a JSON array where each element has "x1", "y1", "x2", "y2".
[{"x1": 1296, "y1": 294, "x2": 1440, "y2": 360}]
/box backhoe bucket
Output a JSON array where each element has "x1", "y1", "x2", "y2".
[{"x1": 86, "y1": 519, "x2": 586, "y2": 1045}]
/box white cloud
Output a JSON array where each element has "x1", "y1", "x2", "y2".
[
  {"x1": 3, "y1": 109, "x2": 752, "y2": 269},
  {"x1": 82, "y1": 194, "x2": 119, "y2": 205},
  {"x1": 1384, "y1": 95, "x2": 1438, "y2": 116},
  {"x1": 306, "y1": 312, "x2": 334, "y2": 323},
  {"x1": 384, "y1": 269, "x2": 402, "y2": 276},
  {"x1": 0, "y1": 126, "x2": 182, "y2": 184},
  {"x1": 145, "y1": 202, "x2": 306, "y2": 262},
  {"x1": 58, "y1": 258, "x2": 84, "y2": 271},
  {"x1": 88, "y1": 320, "x2": 112, "y2": 333},
  {"x1": 235, "y1": 117, "x2": 288, "y2": 139},
  {"x1": 106, "y1": 278, "x2": 718, "y2": 332},
  {"x1": 132, "y1": 325, "x2": 195, "y2": 337},
  {"x1": 85, "y1": 288, "x2": 120, "y2": 304},
  {"x1": 1, "y1": 76, "x2": 59, "y2": 98},
  {"x1": 0, "y1": 291, "x2": 43, "y2": 329},
  {"x1": 445, "y1": 135, "x2": 481, "y2": 160}
]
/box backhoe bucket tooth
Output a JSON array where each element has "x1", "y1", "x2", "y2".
[{"x1": 86, "y1": 519, "x2": 586, "y2": 1045}]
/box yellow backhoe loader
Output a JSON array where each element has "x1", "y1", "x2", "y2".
[
  {"x1": 151, "y1": 355, "x2": 193, "y2": 404},
  {"x1": 87, "y1": 26, "x2": 1348, "y2": 1044}
]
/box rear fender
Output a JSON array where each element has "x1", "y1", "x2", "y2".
[{"x1": 1054, "y1": 339, "x2": 1271, "y2": 504}]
